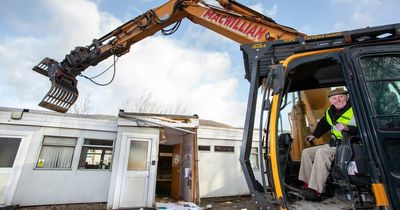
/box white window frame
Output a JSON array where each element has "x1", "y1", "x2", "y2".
[
  {"x1": 35, "y1": 136, "x2": 77, "y2": 170},
  {"x1": 0, "y1": 130, "x2": 33, "y2": 205},
  {"x1": 78, "y1": 138, "x2": 114, "y2": 170},
  {"x1": 250, "y1": 147, "x2": 260, "y2": 170},
  {"x1": 198, "y1": 145, "x2": 211, "y2": 152}
]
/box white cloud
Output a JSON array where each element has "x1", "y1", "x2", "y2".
[
  {"x1": 332, "y1": 0, "x2": 384, "y2": 31},
  {"x1": 299, "y1": 24, "x2": 313, "y2": 34},
  {"x1": 42, "y1": 0, "x2": 101, "y2": 44},
  {"x1": 83, "y1": 36, "x2": 246, "y2": 126},
  {"x1": 0, "y1": 0, "x2": 248, "y2": 127},
  {"x1": 189, "y1": 78, "x2": 246, "y2": 126},
  {"x1": 250, "y1": 3, "x2": 277, "y2": 19}
]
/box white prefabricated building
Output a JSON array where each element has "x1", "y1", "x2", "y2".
[{"x1": 0, "y1": 107, "x2": 263, "y2": 209}]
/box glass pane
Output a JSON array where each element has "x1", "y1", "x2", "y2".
[
  {"x1": 127, "y1": 141, "x2": 148, "y2": 171},
  {"x1": 198, "y1": 145, "x2": 210, "y2": 151},
  {"x1": 250, "y1": 154, "x2": 259, "y2": 169},
  {"x1": 79, "y1": 146, "x2": 113, "y2": 169},
  {"x1": 367, "y1": 81, "x2": 400, "y2": 116},
  {"x1": 360, "y1": 55, "x2": 400, "y2": 81},
  {"x1": 0, "y1": 137, "x2": 21, "y2": 167},
  {"x1": 214, "y1": 146, "x2": 234, "y2": 152},
  {"x1": 360, "y1": 55, "x2": 400, "y2": 130},
  {"x1": 250, "y1": 147, "x2": 259, "y2": 169},
  {"x1": 383, "y1": 139, "x2": 400, "y2": 175},
  {"x1": 43, "y1": 136, "x2": 77, "y2": 146},
  {"x1": 37, "y1": 145, "x2": 75, "y2": 168},
  {"x1": 83, "y1": 139, "x2": 113, "y2": 146}
]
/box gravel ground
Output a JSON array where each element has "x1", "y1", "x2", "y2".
[{"x1": 0, "y1": 196, "x2": 259, "y2": 210}]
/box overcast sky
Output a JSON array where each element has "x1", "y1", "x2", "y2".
[{"x1": 0, "y1": 0, "x2": 399, "y2": 127}]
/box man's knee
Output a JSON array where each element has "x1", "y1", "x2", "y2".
[
  {"x1": 301, "y1": 147, "x2": 314, "y2": 158},
  {"x1": 315, "y1": 148, "x2": 335, "y2": 163}
]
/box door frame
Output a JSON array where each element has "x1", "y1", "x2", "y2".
[
  {"x1": 0, "y1": 130, "x2": 33, "y2": 206},
  {"x1": 112, "y1": 132, "x2": 158, "y2": 209}
]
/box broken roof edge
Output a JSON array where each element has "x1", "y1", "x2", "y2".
[
  {"x1": 118, "y1": 110, "x2": 199, "y2": 119},
  {"x1": 1, "y1": 106, "x2": 246, "y2": 131}
]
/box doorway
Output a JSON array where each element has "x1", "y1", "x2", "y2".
[{"x1": 156, "y1": 144, "x2": 181, "y2": 200}]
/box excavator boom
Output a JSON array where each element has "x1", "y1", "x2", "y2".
[{"x1": 33, "y1": 0, "x2": 302, "y2": 113}]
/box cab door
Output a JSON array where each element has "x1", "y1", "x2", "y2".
[{"x1": 344, "y1": 42, "x2": 400, "y2": 208}]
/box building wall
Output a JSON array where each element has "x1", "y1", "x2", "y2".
[
  {"x1": 1, "y1": 107, "x2": 263, "y2": 206},
  {"x1": 0, "y1": 125, "x2": 116, "y2": 206},
  {"x1": 197, "y1": 126, "x2": 263, "y2": 198}
]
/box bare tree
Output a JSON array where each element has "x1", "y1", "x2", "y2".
[
  {"x1": 70, "y1": 93, "x2": 94, "y2": 115},
  {"x1": 119, "y1": 92, "x2": 191, "y2": 115}
]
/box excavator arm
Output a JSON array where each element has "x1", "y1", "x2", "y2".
[
  {"x1": 33, "y1": 0, "x2": 302, "y2": 113},
  {"x1": 33, "y1": 1, "x2": 310, "y2": 209}
]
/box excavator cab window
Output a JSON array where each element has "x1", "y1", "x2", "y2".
[
  {"x1": 359, "y1": 54, "x2": 400, "y2": 131},
  {"x1": 285, "y1": 54, "x2": 346, "y2": 92}
]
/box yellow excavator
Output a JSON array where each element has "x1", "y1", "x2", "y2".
[{"x1": 32, "y1": 0, "x2": 400, "y2": 209}]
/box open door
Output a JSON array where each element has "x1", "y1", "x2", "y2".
[
  {"x1": 155, "y1": 144, "x2": 181, "y2": 200},
  {"x1": 171, "y1": 144, "x2": 181, "y2": 200}
]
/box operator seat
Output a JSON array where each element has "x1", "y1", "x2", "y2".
[{"x1": 331, "y1": 134, "x2": 371, "y2": 187}]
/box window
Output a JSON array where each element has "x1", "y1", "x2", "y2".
[
  {"x1": 128, "y1": 140, "x2": 148, "y2": 171},
  {"x1": 360, "y1": 55, "x2": 400, "y2": 130},
  {"x1": 36, "y1": 136, "x2": 77, "y2": 169},
  {"x1": 383, "y1": 139, "x2": 400, "y2": 176},
  {"x1": 249, "y1": 147, "x2": 259, "y2": 169},
  {"x1": 0, "y1": 137, "x2": 21, "y2": 167},
  {"x1": 214, "y1": 145, "x2": 234, "y2": 152},
  {"x1": 79, "y1": 139, "x2": 113, "y2": 169},
  {"x1": 198, "y1": 145, "x2": 211, "y2": 151}
]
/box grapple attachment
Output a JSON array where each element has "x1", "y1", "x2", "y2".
[{"x1": 33, "y1": 58, "x2": 79, "y2": 113}]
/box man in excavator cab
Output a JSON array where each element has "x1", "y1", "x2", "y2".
[{"x1": 298, "y1": 87, "x2": 357, "y2": 201}]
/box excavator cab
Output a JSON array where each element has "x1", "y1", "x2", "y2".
[{"x1": 240, "y1": 23, "x2": 400, "y2": 209}]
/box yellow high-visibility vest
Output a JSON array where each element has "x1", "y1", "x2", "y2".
[{"x1": 325, "y1": 107, "x2": 356, "y2": 139}]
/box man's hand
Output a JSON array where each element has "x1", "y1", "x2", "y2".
[
  {"x1": 305, "y1": 135, "x2": 316, "y2": 142},
  {"x1": 335, "y1": 123, "x2": 349, "y2": 131}
]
